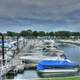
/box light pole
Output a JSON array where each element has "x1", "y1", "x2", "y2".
[
  {"x1": 0, "y1": 33, "x2": 5, "y2": 65},
  {"x1": 16, "y1": 34, "x2": 19, "y2": 53}
]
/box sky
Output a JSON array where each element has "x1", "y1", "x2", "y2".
[{"x1": 0, "y1": 0, "x2": 80, "y2": 32}]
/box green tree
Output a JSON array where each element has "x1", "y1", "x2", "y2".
[
  {"x1": 71, "y1": 32, "x2": 80, "y2": 39},
  {"x1": 7, "y1": 31, "x2": 18, "y2": 37},
  {"x1": 32, "y1": 31, "x2": 38, "y2": 37},
  {"x1": 49, "y1": 32, "x2": 54, "y2": 36},
  {"x1": 26, "y1": 29, "x2": 32, "y2": 36},
  {"x1": 54, "y1": 31, "x2": 71, "y2": 39},
  {"x1": 20, "y1": 29, "x2": 32, "y2": 37},
  {"x1": 38, "y1": 31, "x2": 45, "y2": 37},
  {"x1": 45, "y1": 32, "x2": 49, "y2": 36},
  {"x1": 20, "y1": 30, "x2": 27, "y2": 37}
]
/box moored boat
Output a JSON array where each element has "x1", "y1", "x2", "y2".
[{"x1": 36, "y1": 60, "x2": 79, "y2": 77}]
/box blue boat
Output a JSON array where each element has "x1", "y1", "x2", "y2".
[{"x1": 36, "y1": 59, "x2": 79, "y2": 77}]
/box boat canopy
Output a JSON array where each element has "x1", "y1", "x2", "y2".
[
  {"x1": 37, "y1": 60, "x2": 77, "y2": 70},
  {"x1": 0, "y1": 42, "x2": 12, "y2": 48},
  {"x1": 0, "y1": 41, "x2": 16, "y2": 49}
]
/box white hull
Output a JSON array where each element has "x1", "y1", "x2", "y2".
[{"x1": 37, "y1": 68, "x2": 78, "y2": 77}]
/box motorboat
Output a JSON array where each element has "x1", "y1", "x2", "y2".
[
  {"x1": 20, "y1": 49, "x2": 66, "y2": 63},
  {"x1": 43, "y1": 39, "x2": 55, "y2": 45},
  {"x1": 36, "y1": 59, "x2": 79, "y2": 77},
  {"x1": 20, "y1": 48, "x2": 65, "y2": 64}
]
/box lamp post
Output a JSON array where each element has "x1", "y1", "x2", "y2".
[
  {"x1": 0, "y1": 33, "x2": 5, "y2": 65},
  {"x1": 16, "y1": 34, "x2": 19, "y2": 53}
]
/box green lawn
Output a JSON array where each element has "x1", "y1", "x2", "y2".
[{"x1": 37, "y1": 77, "x2": 80, "y2": 80}]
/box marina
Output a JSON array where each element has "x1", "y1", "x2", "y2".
[
  {"x1": 1, "y1": 0, "x2": 80, "y2": 80},
  {"x1": 0, "y1": 38, "x2": 80, "y2": 80}
]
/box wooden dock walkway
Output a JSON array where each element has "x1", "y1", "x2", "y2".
[{"x1": 0, "y1": 39, "x2": 34, "y2": 78}]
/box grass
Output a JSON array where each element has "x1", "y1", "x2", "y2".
[
  {"x1": 4, "y1": 76, "x2": 80, "y2": 80},
  {"x1": 36, "y1": 76, "x2": 80, "y2": 80}
]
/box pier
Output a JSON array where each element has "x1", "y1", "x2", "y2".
[
  {"x1": 0, "y1": 39, "x2": 60, "y2": 78},
  {"x1": 0, "y1": 39, "x2": 35, "y2": 78}
]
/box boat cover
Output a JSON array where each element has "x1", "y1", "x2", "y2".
[{"x1": 37, "y1": 60, "x2": 77, "y2": 70}]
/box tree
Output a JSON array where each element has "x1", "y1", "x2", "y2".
[
  {"x1": 71, "y1": 32, "x2": 80, "y2": 36},
  {"x1": 49, "y1": 32, "x2": 54, "y2": 36},
  {"x1": 45, "y1": 32, "x2": 49, "y2": 36},
  {"x1": 32, "y1": 31, "x2": 38, "y2": 37},
  {"x1": 20, "y1": 29, "x2": 32, "y2": 37},
  {"x1": 54, "y1": 31, "x2": 71, "y2": 39},
  {"x1": 26, "y1": 29, "x2": 32, "y2": 36},
  {"x1": 38, "y1": 31, "x2": 45, "y2": 37},
  {"x1": 20, "y1": 30, "x2": 27, "y2": 37},
  {"x1": 7, "y1": 31, "x2": 18, "y2": 37},
  {"x1": 71, "y1": 32, "x2": 80, "y2": 39}
]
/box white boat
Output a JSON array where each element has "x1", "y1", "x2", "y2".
[
  {"x1": 20, "y1": 47, "x2": 65, "y2": 63},
  {"x1": 36, "y1": 60, "x2": 79, "y2": 77}
]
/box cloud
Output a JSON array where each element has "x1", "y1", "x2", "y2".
[
  {"x1": 0, "y1": 0, "x2": 80, "y2": 21},
  {"x1": 0, "y1": 0, "x2": 80, "y2": 32}
]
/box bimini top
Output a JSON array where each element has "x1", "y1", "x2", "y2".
[{"x1": 36, "y1": 60, "x2": 78, "y2": 70}]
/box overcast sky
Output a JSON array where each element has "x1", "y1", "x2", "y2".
[{"x1": 0, "y1": 0, "x2": 80, "y2": 32}]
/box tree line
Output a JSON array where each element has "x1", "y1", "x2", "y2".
[{"x1": 6, "y1": 30, "x2": 80, "y2": 39}]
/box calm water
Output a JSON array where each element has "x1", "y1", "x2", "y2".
[
  {"x1": 57, "y1": 43, "x2": 80, "y2": 65},
  {"x1": 14, "y1": 70, "x2": 38, "y2": 79},
  {"x1": 6, "y1": 43, "x2": 80, "y2": 80}
]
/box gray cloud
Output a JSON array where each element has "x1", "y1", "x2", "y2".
[{"x1": 0, "y1": 0, "x2": 80, "y2": 25}]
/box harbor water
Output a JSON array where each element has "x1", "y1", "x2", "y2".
[
  {"x1": 57, "y1": 43, "x2": 80, "y2": 65},
  {"x1": 6, "y1": 43, "x2": 80, "y2": 79}
]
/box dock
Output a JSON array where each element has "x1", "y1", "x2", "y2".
[
  {"x1": 0, "y1": 39, "x2": 35, "y2": 78},
  {"x1": 0, "y1": 39, "x2": 73, "y2": 79}
]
